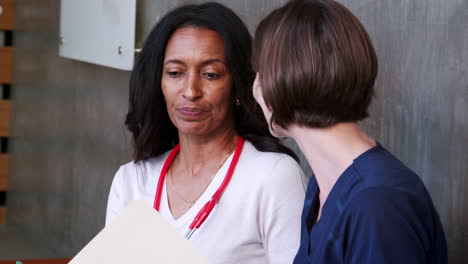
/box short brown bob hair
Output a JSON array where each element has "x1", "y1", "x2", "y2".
[{"x1": 252, "y1": 0, "x2": 378, "y2": 128}]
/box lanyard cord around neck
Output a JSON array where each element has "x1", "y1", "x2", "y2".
[{"x1": 153, "y1": 136, "x2": 245, "y2": 237}]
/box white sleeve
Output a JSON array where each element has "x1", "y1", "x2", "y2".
[
  {"x1": 105, "y1": 167, "x2": 126, "y2": 226},
  {"x1": 259, "y1": 156, "x2": 307, "y2": 264}
]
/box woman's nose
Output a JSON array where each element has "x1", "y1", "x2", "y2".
[{"x1": 182, "y1": 73, "x2": 202, "y2": 101}]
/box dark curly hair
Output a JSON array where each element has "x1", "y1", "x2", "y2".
[{"x1": 125, "y1": 2, "x2": 296, "y2": 162}]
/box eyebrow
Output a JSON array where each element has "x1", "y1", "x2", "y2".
[{"x1": 164, "y1": 59, "x2": 226, "y2": 66}]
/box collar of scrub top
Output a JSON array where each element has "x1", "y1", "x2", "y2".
[{"x1": 153, "y1": 136, "x2": 245, "y2": 239}]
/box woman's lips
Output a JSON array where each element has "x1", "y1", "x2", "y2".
[{"x1": 176, "y1": 107, "x2": 207, "y2": 118}]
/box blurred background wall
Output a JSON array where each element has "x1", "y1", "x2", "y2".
[{"x1": 4, "y1": 0, "x2": 467, "y2": 263}]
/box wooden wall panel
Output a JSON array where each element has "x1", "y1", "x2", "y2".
[
  {"x1": 0, "y1": 0, "x2": 14, "y2": 30},
  {"x1": 0, "y1": 206, "x2": 5, "y2": 224},
  {"x1": 0, "y1": 154, "x2": 8, "y2": 191},
  {"x1": 0, "y1": 99, "x2": 10, "y2": 137},
  {"x1": 0, "y1": 46, "x2": 12, "y2": 84}
]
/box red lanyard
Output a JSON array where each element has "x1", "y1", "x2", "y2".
[{"x1": 153, "y1": 136, "x2": 244, "y2": 239}]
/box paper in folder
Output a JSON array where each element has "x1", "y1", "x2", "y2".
[{"x1": 69, "y1": 200, "x2": 212, "y2": 264}]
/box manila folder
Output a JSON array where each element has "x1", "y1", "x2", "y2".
[{"x1": 69, "y1": 200, "x2": 212, "y2": 264}]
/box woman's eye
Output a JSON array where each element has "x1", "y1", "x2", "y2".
[
  {"x1": 167, "y1": 71, "x2": 182, "y2": 77},
  {"x1": 204, "y1": 72, "x2": 221, "y2": 80}
]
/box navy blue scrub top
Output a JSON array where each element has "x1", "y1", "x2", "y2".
[{"x1": 294, "y1": 144, "x2": 447, "y2": 264}]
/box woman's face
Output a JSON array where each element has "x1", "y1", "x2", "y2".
[
  {"x1": 253, "y1": 74, "x2": 287, "y2": 138},
  {"x1": 162, "y1": 27, "x2": 234, "y2": 137}
]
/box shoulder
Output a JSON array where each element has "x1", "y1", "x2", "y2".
[
  {"x1": 351, "y1": 145, "x2": 427, "y2": 195},
  {"x1": 232, "y1": 141, "x2": 306, "y2": 222},
  {"x1": 341, "y1": 187, "x2": 445, "y2": 262},
  {"x1": 344, "y1": 186, "x2": 436, "y2": 236},
  {"x1": 237, "y1": 141, "x2": 307, "y2": 191},
  {"x1": 111, "y1": 150, "x2": 171, "y2": 186},
  {"x1": 241, "y1": 141, "x2": 301, "y2": 169},
  {"x1": 343, "y1": 145, "x2": 437, "y2": 228},
  {"x1": 347, "y1": 187, "x2": 425, "y2": 215}
]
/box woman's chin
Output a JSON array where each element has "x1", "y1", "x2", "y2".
[
  {"x1": 176, "y1": 124, "x2": 213, "y2": 137},
  {"x1": 173, "y1": 117, "x2": 234, "y2": 138}
]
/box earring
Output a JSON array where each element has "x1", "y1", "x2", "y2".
[{"x1": 235, "y1": 99, "x2": 240, "y2": 106}]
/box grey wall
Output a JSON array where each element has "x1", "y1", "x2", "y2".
[
  {"x1": 5, "y1": 0, "x2": 468, "y2": 263},
  {"x1": 350, "y1": 0, "x2": 468, "y2": 262},
  {"x1": 7, "y1": 0, "x2": 131, "y2": 255}
]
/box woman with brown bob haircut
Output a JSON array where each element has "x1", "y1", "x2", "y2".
[{"x1": 252, "y1": 0, "x2": 447, "y2": 263}]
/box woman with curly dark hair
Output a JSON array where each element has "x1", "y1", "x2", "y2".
[{"x1": 106, "y1": 2, "x2": 306, "y2": 263}]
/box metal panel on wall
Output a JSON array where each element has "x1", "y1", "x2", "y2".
[{"x1": 59, "y1": 0, "x2": 136, "y2": 71}]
